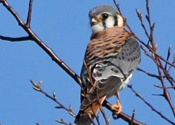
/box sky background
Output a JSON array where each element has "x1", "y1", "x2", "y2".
[{"x1": 0, "y1": 0, "x2": 175, "y2": 125}]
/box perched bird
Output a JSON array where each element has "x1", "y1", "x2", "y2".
[{"x1": 75, "y1": 5, "x2": 141, "y2": 125}]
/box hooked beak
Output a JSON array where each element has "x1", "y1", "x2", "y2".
[{"x1": 90, "y1": 16, "x2": 100, "y2": 26}]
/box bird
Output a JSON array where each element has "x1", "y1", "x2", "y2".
[{"x1": 74, "y1": 5, "x2": 141, "y2": 125}]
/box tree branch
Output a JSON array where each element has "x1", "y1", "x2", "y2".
[
  {"x1": 103, "y1": 100, "x2": 145, "y2": 125},
  {"x1": 30, "y1": 80, "x2": 76, "y2": 117},
  {"x1": 0, "y1": 35, "x2": 30, "y2": 41},
  {"x1": 0, "y1": 1, "x2": 145, "y2": 124},
  {"x1": 0, "y1": 0, "x2": 82, "y2": 87},
  {"x1": 1, "y1": 0, "x2": 174, "y2": 124},
  {"x1": 128, "y1": 85, "x2": 175, "y2": 125},
  {"x1": 26, "y1": 0, "x2": 33, "y2": 27}
]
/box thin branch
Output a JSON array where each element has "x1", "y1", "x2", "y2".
[
  {"x1": 145, "y1": 0, "x2": 151, "y2": 28},
  {"x1": 130, "y1": 110, "x2": 136, "y2": 125},
  {"x1": 156, "y1": 62, "x2": 175, "y2": 116},
  {"x1": 56, "y1": 118, "x2": 72, "y2": 125},
  {"x1": 100, "y1": 107, "x2": 110, "y2": 125},
  {"x1": 0, "y1": 1, "x2": 146, "y2": 124},
  {"x1": 1, "y1": 0, "x2": 175, "y2": 124},
  {"x1": 162, "y1": 65, "x2": 175, "y2": 87},
  {"x1": 0, "y1": 0, "x2": 25, "y2": 26},
  {"x1": 30, "y1": 80, "x2": 76, "y2": 117},
  {"x1": 136, "y1": 9, "x2": 150, "y2": 39},
  {"x1": 154, "y1": 84, "x2": 175, "y2": 90},
  {"x1": 116, "y1": 3, "x2": 175, "y2": 68},
  {"x1": 26, "y1": 0, "x2": 33, "y2": 27},
  {"x1": 0, "y1": 0, "x2": 82, "y2": 86},
  {"x1": 137, "y1": 67, "x2": 160, "y2": 79},
  {"x1": 128, "y1": 85, "x2": 175, "y2": 125},
  {"x1": 165, "y1": 45, "x2": 172, "y2": 70},
  {"x1": 137, "y1": 35, "x2": 174, "y2": 68},
  {"x1": 145, "y1": 0, "x2": 175, "y2": 117},
  {"x1": 94, "y1": 113, "x2": 100, "y2": 125},
  {"x1": 168, "y1": 56, "x2": 175, "y2": 72},
  {"x1": 0, "y1": 35, "x2": 30, "y2": 41},
  {"x1": 102, "y1": 100, "x2": 146, "y2": 125},
  {"x1": 113, "y1": 0, "x2": 118, "y2": 8}
]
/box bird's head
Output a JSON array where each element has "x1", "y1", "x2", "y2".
[{"x1": 89, "y1": 5, "x2": 124, "y2": 35}]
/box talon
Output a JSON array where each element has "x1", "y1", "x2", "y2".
[{"x1": 111, "y1": 100, "x2": 122, "y2": 114}]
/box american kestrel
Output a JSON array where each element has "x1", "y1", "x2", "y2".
[{"x1": 75, "y1": 5, "x2": 141, "y2": 125}]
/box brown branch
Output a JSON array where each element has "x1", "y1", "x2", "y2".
[
  {"x1": 128, "y1": 85, "x2": 175, "y2": 125},
  {"x1": 138, "y1": 37, "x2": 175, "y2": 68},
  {"x1": 145, "y1": 0, "x2": 151, "y2": 28},
  {"x1": 116, "y1": 1, "x2": 175, "y2": 119},
  {"x1": 30, "y1": 80, "x2": 76, "y2": 117},
  {"x1": 26, "y1": 0, "x2": 33, "y2": 27},
  {"x1": 0, "y1": 1, "x2": 146, "y2": 124},
  {"x1": 168, "y1": 56, "x2": 175, "y2": 72},
  {"x1": 137, "y1": 67, "x2": 160, "y2": 79},
  {"x1": 102, "y1": 100, "x2": 146, "y2": 125},
  {"x1": 165, "y1": 45, "x2": 172, "y2": 70},
  {"x1": 56, "y1": 118, "x2": 73, "y2": 125},
  {"x1": 138, "y1": 0, "x2": 175, "y2": 119},
  {"x1": 100, "y1": 107, "x2": 110, "y2": 125},
  {"x1": 0, "y1": 35, "x2": 30, "y2": 41},
  {"x1": 130, "y1": 110, "x2": 136, "y2": 125},
  {"x1": 136, "y1": 9, "x2": 150, "y2": 39},
  {"x1": 162, "y1": 64, "x2": 175, "y2": 87},
  {"x1": 0, "y1": 0, "x2": 25, "y2": 26},
  {"x1": 119, "y1": 6, "x2": 175, "y2": 68},
  {"x1": 154, "y1": 84, "x2": 175, "y2": 89},
  {"x1": 0, "y1": 0, "x2": 82, "y2": 86},
  {"x1": 156, "y1": 62, "x2": 175, "y2": 116},
  {"x1": 1, "y1": 0, "x2": 174, "y2": 124},
  {"x1": 147, "y1": 0, "x2": 175, "y2": 112}
]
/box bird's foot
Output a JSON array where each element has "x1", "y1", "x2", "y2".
[{"x1": 111, "y1": 102, "x2": 122, "y2": 114}]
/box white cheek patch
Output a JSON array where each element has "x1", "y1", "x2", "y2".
[
  {"x1": 105, "y1": 16, "x2": 115, "y2": 28},
  {"x1": 117, "y1": 14, "x2": 124, "y2": 27},
  {"x1": 91, "y1": 23, "x2": 104, "y2": 34}
]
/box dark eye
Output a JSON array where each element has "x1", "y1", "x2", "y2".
[{"x1": 102, "y1": 13, "x2": 109, "y2": 19}]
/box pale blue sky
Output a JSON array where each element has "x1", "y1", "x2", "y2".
[{"x1": 0, "y1": 0, "x2": 175, "y2": 125}]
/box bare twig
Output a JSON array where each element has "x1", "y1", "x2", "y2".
[
  {"x1": 117, "y1": 4, "x2": 175, "y2": 68},
  {"x1": 137, "y1": 67, "x2": 160, "y2": 79},
  {"x1": 154, "y1": 84, "x2": 175, "y2": 89},
  {"x1": 56, "y1": 118, "x2": 72, "y2": 125},
  {"x1": 26, "y1": 0, "x2": 33, "y2": 27},
  {"x1": 156, "y1": 64, "x2": 175, "y2": 116},
  {"x1": 137, "y1": 36, "x2": 174, "y2": 68},
  {"x1": 0, "y1": 0, "x2": 82, "y2": 86},
  {"x1": 1, "y1": 0, "x2": 175, "y2": 125},
  {"x1": 128, "y1": 85, "x2": 175, "y2": 125},
  {"x1": 100, "y1": 107, "x2": 110, "y2": 125},
  {"x1": 115, "y1": 0, "x2": 175, "y2": 122},
  {"x1": 145, "y1": 0, "x2": 151, "y2": 28},
  {"x1": 130, "y1": 110, "x2": 136, "y2": 125},
  {"x1": 102, "y1": 100, "x2": 146, "y2": 125},
  {"x1": 165, "y1": 46, "x2": 171, "y2": 70},
  {"x1": 0, "y1": 1, "x2": 146, "y2": 124},
  {"x1": 168, "y1": 56, "x2": 175, "y2": 72},
  {"x1": 30, "y1": 80, "x2": 76, "y2": 117},
  {"x1": 0, "y1": 35, "x2": 30, "y2": 41},
  {"x1": 136, "y1": 9, "x2": 150, "y2": 39}
]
